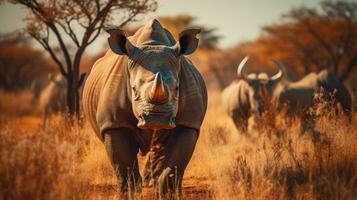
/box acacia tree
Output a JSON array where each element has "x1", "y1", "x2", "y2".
[
  {"x1": 0, "y1": 34, "x2": 53, "y2": 92},
  {"x1": 7, "y1": 0, "x2": 157, "y2": 118},
  {"x1": 261, "y1": 0, "x2": 357, "y2": 81}
]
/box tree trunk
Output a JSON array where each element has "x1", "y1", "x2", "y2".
[
  {"x1": 66, "y1": 73, "x2": 80, "y2": 120},
  {"x1": 71, "y1": 46, "x2": 86, "y2": 121}
]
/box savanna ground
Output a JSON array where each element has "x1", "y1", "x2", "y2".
[{"x1": 0, "y1": 89, "x2": 356, "y2": 200}]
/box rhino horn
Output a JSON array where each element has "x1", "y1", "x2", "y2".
[
  {"x1": 237, "y1": 56, "x2": 249, "y2": 81},
  {"x1": 270, "y1": 59, "x2": 285, "y2": 81},
  {"x1": 149, "y1": 72, "x2": 168, "y2": 104}
]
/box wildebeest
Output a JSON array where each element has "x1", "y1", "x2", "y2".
[
  {"x1": 272, "y1": 60, "x2": 352, "y2": 131},
  {"x1": 39, "y1": 73, "x2": 86, "y2": 126},
  {"x1": 39, "y1": 74, "x2": 67, "y2": 126},
  {"x1": 223, "y1": 56, "x2": 352, "y2": 134},
  {"x1": 221, "y1": 56, "x2": 283, "y2": 133},
  {"x1": 82, "y1": 19, "x2": 207, "y2": 198}
]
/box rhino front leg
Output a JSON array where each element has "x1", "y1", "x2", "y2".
[
  {"x1": 158, "y1": 126, "x2": 198, "y2": 199},
  {"x1": 103, "y1": 128, "x2": 141, "y2": 199}
]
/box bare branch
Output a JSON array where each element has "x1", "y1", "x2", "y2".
[
  {"x1": 73, "y1": 0, "x2": 93, "y2": 23},
  {"x1": 56, "y1": 18, "x2": 81, "y2": 47},
  {"x1": 8, "y1": 0, "x2": 158, "y2": 116},
  {"x1": 29, "y1": 30, "x2": 67, "y2": 77},
  {"x1": 87, "y1": 27, "x2": 102, "y2": 45}
]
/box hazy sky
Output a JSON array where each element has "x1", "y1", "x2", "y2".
[{"x1": 0, "y1": 0, "x2": 319, "y2": 53}]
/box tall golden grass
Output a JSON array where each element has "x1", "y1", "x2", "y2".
[{"x1": 0, "y1": 90, "x2": 356, "y2": 199}]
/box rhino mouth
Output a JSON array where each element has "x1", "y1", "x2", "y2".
[{"x1": 137, "y1": 111, "x2": 176, "y2": 130}]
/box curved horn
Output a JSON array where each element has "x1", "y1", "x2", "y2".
[
  {"x1": 149, "y1": 72, "x2": 168, "y2": 103},
  {"x1": 270, "y1": 59, "x2": 284, "y2": 81},
  {"x1": 237, "y1": 56, "x2": 249, "y2": 80}
]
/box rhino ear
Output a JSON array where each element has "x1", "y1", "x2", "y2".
[
  {"x1": 105, "y1": 28, "x2": 136, "y2": 56},
  {"x1": 174, "y1": 28, "x2": 201, "y2": 55}
]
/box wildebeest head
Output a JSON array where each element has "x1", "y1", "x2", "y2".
[
  {"x1": 49, "y1": 74, "x2": 67, "y2": 86},
  {"x1": 237, "y1": 56, "x2": 283, "y2": 114},
  {"x1": 106, "y1": 27, "x2": 200, "y2": 130}
]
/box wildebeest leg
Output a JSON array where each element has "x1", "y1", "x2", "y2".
[
  {"x1": 233, "y1": 116, "x2": 248, "y2": 134},
  {"x1": 158, "y1": 126, "x2": 198, "y2": 199},
  {"x1": 301, "y1": 113, "x2": 320, "y2": 142},
  {"x1": 103, "y1": 129, "x2": 141, "y2": 199}
]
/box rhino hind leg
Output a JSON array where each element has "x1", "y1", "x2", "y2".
[{"x1": 103, "y1": 129, "x2": 142, "y2": 198}]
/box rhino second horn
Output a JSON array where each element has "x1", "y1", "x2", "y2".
[{"x1": 149, "y1": 72, "x2": 168, "y2": 103}]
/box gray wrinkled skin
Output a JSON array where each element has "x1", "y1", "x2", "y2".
[
  {"x1": 82, "y1": 19, "x2": 207, "y2": 199},
  {"x1": 39, "y1": 74, "x2": 67, "y2": 126}
]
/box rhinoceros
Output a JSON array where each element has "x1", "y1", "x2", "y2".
[
  {"x1": 39, "y1": 73, "x2": 85, "y2": 126},
  {"x1": 82, "y1": 19, "x2": 207, "y2": 198},
  {"x1": 221, "y1": 56, "x2": 283, "y2": 133}
]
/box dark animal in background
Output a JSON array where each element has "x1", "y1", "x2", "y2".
[
  {"x1": 222, "y1": 56, "x2": 352, "y2": 135},
  {"x1": 82, "y1": 19, "x2": 207, "y2": 199},
  {"x1": 272, "y1": 61, "x2": 352, "y2": 132},
  {"x1": 221, "y1": 56, "x2": 283, "y2": 133}
]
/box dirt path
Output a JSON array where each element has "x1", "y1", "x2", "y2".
[{"x1": 91, "y1": 176, "x2": 213, "y2": 199}]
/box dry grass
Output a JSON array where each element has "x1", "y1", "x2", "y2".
[{"x1": 0, "y1": 90, "x2": 356, "y2": 200}]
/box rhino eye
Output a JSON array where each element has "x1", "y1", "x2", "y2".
[{"x1": 175, "y1": 85, "x2": 179, "y2": 92}]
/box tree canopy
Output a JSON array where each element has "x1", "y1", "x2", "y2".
[
  {"x1": 259, "y1": 0, "x2": 357, "y2": 81},
  {"x1": 6, "y1": 0, "x2": 158, "y2": 116},
  {"x1": 158, "y1": 15, "x2": 221, "y2": 50}
]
